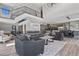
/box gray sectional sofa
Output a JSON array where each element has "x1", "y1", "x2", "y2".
[{"x1": 15, "y1": 34, "x2": 45, "y2": 56}]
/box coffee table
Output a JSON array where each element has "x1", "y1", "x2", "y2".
[{"x1": 40, "y1": 35, "x2": 54, "y2": 45}]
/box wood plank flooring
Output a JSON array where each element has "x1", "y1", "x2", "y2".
[
  {"x1": 56, "y1": 38, "x2": 79, "y2": 56},
  {"x1": 0, "y1": 40, "x2": 18, "y2": 56},
  {"x1": 1, "y1": 37, "x2": 79, "y2": 56}
]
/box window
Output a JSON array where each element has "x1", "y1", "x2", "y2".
[
  {"x1": 1, "y1": 8, "x2": 9, "y2": 16},
  {"x1": 0, "y1": 6, "x2": 10, "y2": 17}
]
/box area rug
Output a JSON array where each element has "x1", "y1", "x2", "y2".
[{"x1": 42, "y1": 40, "x2": 66, "y2": 56}]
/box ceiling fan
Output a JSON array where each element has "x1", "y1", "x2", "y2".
[
  {"x1": 66, "y1": 16, "x2": 71, "y2": 20},
  {"x1": 47, "y1": 3, "x2": 56, "y2": 7}
]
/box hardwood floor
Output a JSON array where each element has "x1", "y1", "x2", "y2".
[
  {"x1": 1, "y1": 37, "x2": 79, "y2": 56},
  {"x1": 0, "y1": 40, "x2": 17, "y2": 56},
  {"x1": 56, "y1": 38, "x2": 79, "y2": 56}
]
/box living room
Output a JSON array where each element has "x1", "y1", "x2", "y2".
[{"x1": 1, "y1": 3, "x2": 79, "y2": 56}]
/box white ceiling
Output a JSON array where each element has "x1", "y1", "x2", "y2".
[
  {"x1": 3, "y1": 3, "x2": 45, "y2": 12},
  {"x1": 1, "y1": 3, "x2": 79, "y2": 24},
  {"x1": 43, "y1": 3, "x2": 79, "y2": 24}
]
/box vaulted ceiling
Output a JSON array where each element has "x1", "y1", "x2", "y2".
[
  {"x1": 1, "y1": 3, "x2": 79, "y2": 24},
  {"x1": 3, "y1": 3, "x2": 45, "y2": 12},
  {"x1": 43, "y1": 3, "x2": 79, "y2": 24}
]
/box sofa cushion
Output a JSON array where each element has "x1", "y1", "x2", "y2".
[
  {"x1": 30, "y1": 35, "x2": 42, "y2": 41},
  {"x1": 16, "y1": 35, "x2": 30, "y2": 41}
]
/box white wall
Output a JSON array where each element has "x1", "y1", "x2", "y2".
[
  {"x1": 18, "y1": 20, "x2": 41, "y2": 32},
  {"x1": 0, "y1": 17, "x2": 15, "y2": 32},
  {"x1": 0, "y1": 22, "x2": 12, "y2": 32},
  {"x1": 0, "y1": 18, "x2": 15, "y2": 24},
  {"x1": 26, "y1": 21, "x2": 40, "y2": 31},
  {"x1": 15, "y1": 13, "x2": 45, "y2": 33},
  {"x1": 70, "y1": 21, "x2": 79, "y2": 31},
  {"x1": 15, "y1": 13, "x2": 44, "y2": 23}
]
